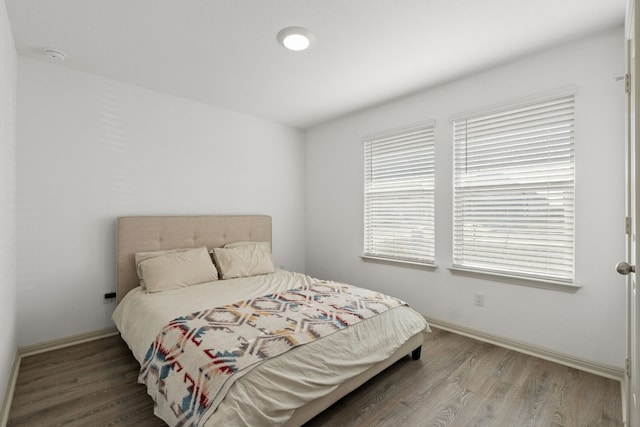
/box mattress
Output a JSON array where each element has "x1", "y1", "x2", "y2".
[{"x1": 112, "y1": 269, "x2": 429, "y2": 426}]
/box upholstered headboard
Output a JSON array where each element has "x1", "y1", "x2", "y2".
[{"x1": 116, "y1": 215, "x2": 272, "y2": 303}]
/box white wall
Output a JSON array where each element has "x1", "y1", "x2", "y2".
[
  {"x1": 0, "y1": 0, "x2": 16, "y2": 405},
  {"x1": 305, "y1": 27, "x2": 626, "y2": 367},
  {"x1": 16, "y1": 57, "x2": 306, "y2": 347}
]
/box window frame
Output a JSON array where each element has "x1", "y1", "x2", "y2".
[
  {"x1": 450, "y1": 88, "x2": 578, "y2": 287},
  {"x1": 362, "y1": 120, "x2": 436, "y2": 267}
]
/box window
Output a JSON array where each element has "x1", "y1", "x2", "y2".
[
  {"x1": 363, "y1": 121, "x2": 435, "y2": 265},
  {"x1": 452, "y1": 91, "x2": 575, "y2": 283}
]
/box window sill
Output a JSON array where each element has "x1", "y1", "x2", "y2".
[
  {"x1": 448, "y1": 266, "x2": 581, "y2": 292},
  {"x1": 360, "y1": 255, "x2": 437, "y2": 270}
]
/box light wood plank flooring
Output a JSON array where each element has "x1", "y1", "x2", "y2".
[{"x1": 8, "y1": 328, "x2": 622, "y2": 426}]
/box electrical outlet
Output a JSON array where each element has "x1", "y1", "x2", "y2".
[
  {"x1": 103, "y1": 291, "x2": 116, "y2": 304},
  {"x1": 474, "y1": 292, "x2": 485, "y2": 307}
]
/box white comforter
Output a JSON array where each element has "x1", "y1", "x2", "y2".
[{"x1": 112, "y1": 269, "x2": 428, "y2": 426}]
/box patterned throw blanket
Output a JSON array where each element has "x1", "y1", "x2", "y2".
[{"x1": 139, "y1": 280, "x2": 405, "y2": 427}]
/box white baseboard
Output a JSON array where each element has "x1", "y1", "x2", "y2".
[
  {"x1": 18, "y1": 327, "x2": 118, "y2": 358},
  {"x1": 426, "y1": 316, "x2": 625, "y2": 382},
  {"x1": 0, "y1": 327, "x2": 120, "y2": 425},
  {"x1": 0, "y1": 351, "x2": 20, "y2": 427}
]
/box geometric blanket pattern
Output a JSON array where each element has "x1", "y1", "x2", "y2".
[{"x1": 138, "y1": 280, "x2": 405, "y2": 427}]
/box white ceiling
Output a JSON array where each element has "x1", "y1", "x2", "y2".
[{"x1": 6, "y1": 0, "x2": 627, "y2": 130}]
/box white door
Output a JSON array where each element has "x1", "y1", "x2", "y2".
[{"x1": 621, "y1": 1, "x2": 640, "y2": 425}]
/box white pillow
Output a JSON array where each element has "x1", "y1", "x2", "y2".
[
  {"x1": 213, "y1": 244, "x2": 275, "y2": 280},
  {"x1": 138, "y1": 247, "x2": 218, "y2": 293},
  {"x1": 135, "y1": 247, "x2": 195, "y2": 289}
]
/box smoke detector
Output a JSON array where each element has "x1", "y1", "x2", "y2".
[{"x1": 43, "y1": 48, "x2": 67, "y2": 62}]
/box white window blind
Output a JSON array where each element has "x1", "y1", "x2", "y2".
[
  {"x1": 452, "y1": 92, "x2": 575, "y2": 282},
  {"x1": 364, "y1": 121, "x2": 435, "y2": 265}
]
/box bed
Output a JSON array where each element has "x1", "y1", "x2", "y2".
[{"x1": 112, "y1": 215, "x2": 429, "y2": 426}]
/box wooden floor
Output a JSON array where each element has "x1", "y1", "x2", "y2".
[{"x1": 8, "y1": 328, "x2": 623, "y2": 426}]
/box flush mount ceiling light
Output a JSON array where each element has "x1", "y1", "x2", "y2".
[
  {"x1": 277, "y1": 26, "x2": 315, "y2": 51},
  {"x1": 43, "y1": 48, "x2": 67, "y2": 62}
]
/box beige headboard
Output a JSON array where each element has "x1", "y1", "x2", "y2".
[{"x1": 116, "y1": 215, "x2": 272, "y2": 303}]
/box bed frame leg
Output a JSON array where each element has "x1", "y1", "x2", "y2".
[{"x1": 411, "y1": 346, "x2": 422, "y2": 360}]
